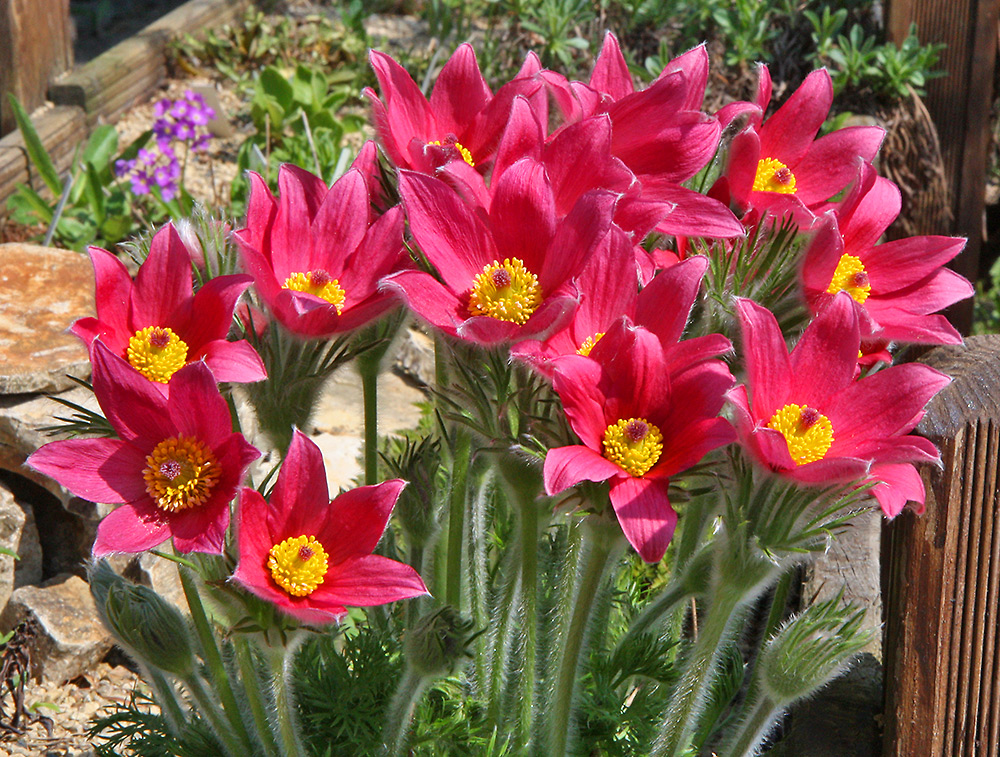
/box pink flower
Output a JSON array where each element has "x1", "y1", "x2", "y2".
[
  {"x1": 721, "y1": 67, "x2": 884, "y2": 224},
  {"x1": 549, "y1": 34, "x2": 742, "y2": 240},
  {"x1": 544, "y1": 320, "x2": 735, "y2": 562},
  {"x1": 514, "y1": 234, "x2": 730, "y2": 374},
  {"x1": 801, "y1": 163, "x2": 972, "y2": 345},
  {"x1": 232, "y1": 430, "x2": 427, "y2": 625},
  {"x1": 364, "y1": 44, "x2": 539, "y2": 174},
  {"x1": 72, "y1": 223, "x2": 266, "y2": 388},
  {"x1": 728, "y1": 296, "x2": 950, "y2": 516},
  {"x1": 234, "y1": 164, "x2": 409, "y2": 338},
  {"x1": 384, "y1": 160, "x2": 616, "y2": 344},
  {"x1": 27, "y1": 341, "x2": 260, "y2": 555}
]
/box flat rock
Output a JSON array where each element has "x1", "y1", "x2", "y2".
[
  {"x1": 0, "y1": 386, "x2": 101, "y2": 504},
  {"x1": 0, "y1": 481, "x2": 43, "y2": 611},
  {"x1": 0, "y1": 244, "x2": 94, "y2": 394},
  {"x1": 1, "y1": 573, "x2": 114, "y2": 684},
  {"x1": 313, "y1": 366, "x2": 425, "y2": 437}
]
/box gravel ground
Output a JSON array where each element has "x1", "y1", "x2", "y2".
[{"x1": 0, "y1": 661, "x2": 147, "y2": 756}]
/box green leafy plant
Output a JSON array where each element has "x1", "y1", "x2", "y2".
[
  {"x1": 232, "y1": 62, "x2": 366, "y2": 208},
  {"x1": 5, "y1": 95, "x2": 149, "y2": 249}
]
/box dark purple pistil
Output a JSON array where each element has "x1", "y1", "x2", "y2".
[
  {"x1": 625, "y1": 419, "x2": 649, "y2": 443},
  {"x1": 160, "y1": 460, "x2": 182, "y2": 480},
  {"x1": 798, "y1": 407, "x2": 821, "y2": 429},
  {"x1": 149, "y1": 328, "x2": 171, "y2": 348},
  {"x1": 491, "y1": 268, "x2": 512, "y2": 289}
]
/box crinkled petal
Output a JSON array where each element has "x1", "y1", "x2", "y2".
[
  {"x1": 544, "y1": 445, "x2": 620, "y2": 495},
  {"x1": 27, "y1": 438, "x2": 147, "y2": 504}
]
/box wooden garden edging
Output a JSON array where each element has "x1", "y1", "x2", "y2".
[
  {"x1": 0, "y1": 0, "x2": 251, "y2": 214},
  {"x1": 883, "y1": 334, "x2": 1000, "y2": 755},
  {"x1": 885, "y1": 0, "x2": 1000, "y2": 334}
]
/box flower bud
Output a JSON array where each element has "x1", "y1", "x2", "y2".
[
  {"x1": 403, "y1": 606, "x2": 477, "y2": 678},
  {"x1": 89, "y1": 559, "x2": 196, "y2": 679},
  {"x1": 758, "y1": 592, "x2": 872, "y2": 705}
]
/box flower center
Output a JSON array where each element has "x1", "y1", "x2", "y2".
[
  {"x1": 267, "y1": 535, "x2": 329, "y2": 597},
  {"x1": 126, "y1": 326, "x2": 189, "y2": 383},
  {"x1": 766, "y1": 404, "x2": 834, "y2": 465},
  {"x1": 826, "y1": 254, "x2": 871, "y2": 304},
  {"x1": 143, "y1": 436, "x2": 221, "y2": 512},
  {"x1": 283, "y1": 270, "x2": 346, "y2": 313},
  {"x1": 577, "y1": 332, "x2": 606, "y2": 356},
  {"x1": 602, "y1": 417, "x2": 664, "y2": 477},
  {"x1": 467, "y1": 258, "x2": 542, "y2": 325},
  {"x1": 427, "y1": 138, "x2": 475, "y2": 167},
  {"x1": 753, "y1": 158, "x2": 798, "y2": 194}
]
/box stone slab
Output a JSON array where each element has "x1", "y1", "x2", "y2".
[
  {"x1": 0, "y1": 243, "x2": 93, "y2": 394},
  {"x1": 1, "y1": 573, "x2": 114, "y2": 684}
]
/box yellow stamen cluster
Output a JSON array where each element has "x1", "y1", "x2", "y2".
[
  {"x1": 467, "y1": 258, "x2": 542, "y2": 325},
  {"x1": 753, "y1": 157, "x2": 797, "y2": 194},
  {"x1": 143, "y1": 436, "x2": 221, "y2": 512},
  {"x1": 283, "y1": 270, "x2": 347, "y2": 313},
  {"x1": 826, "y1": 254, "x2": 872, "y2": 304},
  {"x1": 602, "y1": 417, "x2": 664, "y2": 477},
  {"x1": 126, "y1": 326, "x2": 189, "y2": 383},
  {"x1": 267, "y1": 535, "x2": 329, "y2": 597},
  {"x1": 766, "y1": 404, "x2": 834, "y2": 465},
  {"x1": 577, "y1": 332, "x2": 606, "y2": 356},
  {"x1": 427, "y1": 139, "x2": 475, "y2": 167}
]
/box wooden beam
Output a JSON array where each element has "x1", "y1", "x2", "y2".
[
  {"x1": 883, "y1": 334, "x2": 1000, "y2": 755},
  {"x1": 0, "y1": 0, "x2": 74, "y2": 137},
  {"x1": 885, "y1": 0, "x2": 1000, "y2": 334}
]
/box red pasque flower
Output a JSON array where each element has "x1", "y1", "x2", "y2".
[
  {"x1": 721, "y1": 67, "x2": 884, "y2": 224},
  {"x1": 364, "y1": 44, "x2": 539, "y2": 174},
  {"x1": 514, "y1": 232, "x2": 730, "y2": 375},
  {"x1": 544, "y1": 319, "x2": 735, "y2": 562},
  {"x1": 234, "y1": 164, "x2": 409, "y2": 338},
  {"x1": 384, "y1": 160, "x2": 616, "y2": 344},
  {"x1": 72, "y1": 222, "x2": 266, "y2": 389},
  {"x1": 728, "y1": 296, "x2": 950, "y2": 516},
  {"x1": 801, "y1": 162, "x2": 972, "y2": 345},
  {"x1": 27, "y1": 340, "x2": 260, "y2": 555},
  {"x1": 232, "y1": 430, "x2": 427, "y2": 625},
  {"x1": 551, "y1": 34, "x2": 742, "y2": 240}
]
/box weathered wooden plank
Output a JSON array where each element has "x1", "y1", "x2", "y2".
[
  {"x1": 48, "y1": 0, "x2": 251, "y2": 126},
  {"x1": 885, "y1": 0, "x2": 1000, "y2": 334},
  {"x1": 883, "y1": 334, "x2": 1000, "y2": 756},
  {"x1": 0, "y1": 105, "x2": 87, "y2": 201},
  {"x1": 0, "y1": 0, "x2": 74, "y2": 137}
]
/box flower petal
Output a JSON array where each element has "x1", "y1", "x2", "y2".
[
  {"x1": 544, "y1": 445, "x2": 621, "y2": 495},
  {"x1": 27, "y1": 438, "x2": 147, "y2": 503},
  {"x1": 609, "y1": 476, "x2": 677, "y2": 563},
  {"x1": 321, "y1": 554, "x2": 428, "y2": 606}
]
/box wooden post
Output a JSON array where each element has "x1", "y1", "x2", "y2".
[
  {"x1": 0, "y1": 0, "x2": 74, "y2": 136},
  {"x1": 884, "y1": 0, "x2": 1000, "y2": 335},
  {"x1": 883, "y1": 334, "x2": 1000, "y2": 755}
]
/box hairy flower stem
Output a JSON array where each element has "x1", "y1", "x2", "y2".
[
  {"x1": 179, "y1": 568, "x2": 252, "y2": 752},
  {"x1": 650, "y1": 586, "x2": 746, "y2": 757},
  {"x1": 549, "y1": 517, "x2": 621, "y2": 755},
  {"x1": 235, "y1": 638, "x2": 280, "y2": 756},
  {"x1": 516, "y1": 494, "x2": 539, "y2": 751},
  {"x1": 720, "y1": 694, "x2": 780, "y2": 757},
  {"x1": 184, "y1": 673, "x2": 246, "y2": 757},
  {"x1": 445, "y1": 430, "x2": 471, "y2": 608},
  {"x1": 145, "y1": 666, "x2": 187, "y2": 736},
  {"x1": 382, "y1": 666, "x2": 428, "y2": 756},
  {"x1": 265, "y1": 634, "x2": 307, "y2": 757},
  {"x1": 620, "y1": 547, "x2": 713, "y2": 645},
  {"x1": 358, "y1": 357, "x2": 380, "y2": 486}
]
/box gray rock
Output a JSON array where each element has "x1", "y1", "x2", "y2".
[
  {"x1": 1, "y1": 573, "x2": 114, "y2": 684},
  {"x1": 0, "y1": 243, "x2": 94, "y2": 395},
  {"x1": 0, "y1": 386, "x2": 100, "y2": 505},
  {"x1": 0, "y1": 480, "x2": 43, "y2": 593}
]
